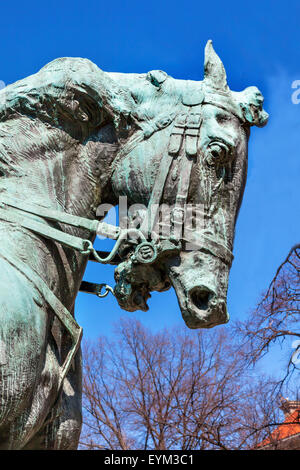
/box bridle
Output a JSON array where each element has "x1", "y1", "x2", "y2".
[{"x1": 0, "y1": 97, "x2": 235, "y2": 389}]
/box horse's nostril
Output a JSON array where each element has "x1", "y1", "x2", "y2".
[{"x1": 190, "y1": 287, "x2": 213, "y2": 311}]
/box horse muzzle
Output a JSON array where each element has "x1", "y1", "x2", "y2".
[{"x1": 164, "y1": 251, "x2": 230, "y2": 329}]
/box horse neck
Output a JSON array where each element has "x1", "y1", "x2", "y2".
[
  {"x1": 1, "y1": 120, "x2": 109, "y2": 218},
  {"x1": 0, "y1": 119, "x2": 116, "y2": 309}
]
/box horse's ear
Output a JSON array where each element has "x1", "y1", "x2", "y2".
[
  {"x1": 204, "y1": 40, "x2": 228, "y2": 92},
  {"x1": 236, "y1": 86, "x2": 269, "y2": 127}
]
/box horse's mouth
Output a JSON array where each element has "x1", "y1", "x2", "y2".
[
  {"x1": 114, "y1": 258, "x2": 172, "y2": 312},
  {"x1": 114, "y1": 277, "x2": 153, "y2": 312},
  {"x1": 131, "y1": 288, "x2": 151, "y2": 312}
]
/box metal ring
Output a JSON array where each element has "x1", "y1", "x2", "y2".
[
  {"x1": 97, "y1": 284, "x2": 114, "y2": 298},
  {"x1": 80, "y1": 240, "x2": 94, "y2": 255},
  {"x1": 134, "y1": 242, "x2": 157, "y2": 264}
]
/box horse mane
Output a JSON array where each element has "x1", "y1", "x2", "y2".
[
  {"x1": 0, "y1": 58, "x2": 135, "y2": 130},
  {"x1": 0, "y1": 57, "x2": 129, "y2": 174}
]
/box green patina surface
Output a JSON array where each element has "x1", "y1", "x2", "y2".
[{"x1": 0, "y1": 40, "x2": 268, "y2": 449}]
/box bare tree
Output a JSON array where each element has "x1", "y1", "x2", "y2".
[
  {"x1": 80, "y1": 318, "x2": 280, "y2": 450},
  {"x1": 236, "y1": 244, "x2": 300, "y2": 390}
]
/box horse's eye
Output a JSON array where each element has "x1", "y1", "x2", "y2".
[
  {"x1": 216, "y1": 113, "x2": 230, "y2": 124},
  {"x1": 205, "y1": 142, "x2": 230, "y2": 166}
]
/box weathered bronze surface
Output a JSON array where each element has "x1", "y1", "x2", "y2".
[{"x1": 0, "y1": 41, "x2": 267, "y2": 449}]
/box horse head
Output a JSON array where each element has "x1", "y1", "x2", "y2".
[{"x1": 106, "y1": 41, "x2": 268, "y2": 328}]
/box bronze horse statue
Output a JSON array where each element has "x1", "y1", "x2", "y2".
[{"x1": 0, "y1": 41, "x2": 267, "y2": 449}]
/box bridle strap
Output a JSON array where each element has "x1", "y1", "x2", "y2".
[
  {"x1": 0, "y1": 206, "x2": 95, "y2": 254},
  {"x1": 183, "y1": 234, "x2": 233, "y2": 266},
  {"x1": 0, "y1": 197, "x2": 135, "y2": 264},
  {"x1": 136, "y1": 110, "x2": 233, "y2": 266},
  {"x1": 0, "y1": 198, "x2": 100, "y2": 232},
  {"x1": 172, "y1": 154, "x2": 195, "y2": 240},
  {"x1": 140, "y1": 152, "x2": 174, "y2": 236}
]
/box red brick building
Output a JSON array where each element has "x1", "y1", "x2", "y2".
[{"x1": 257, "y1": 400, "x2": 300, "y2": 450}]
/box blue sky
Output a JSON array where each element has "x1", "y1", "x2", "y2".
[{"x1": 1, "y1": 1, "x2": 299, "y2": 356}]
